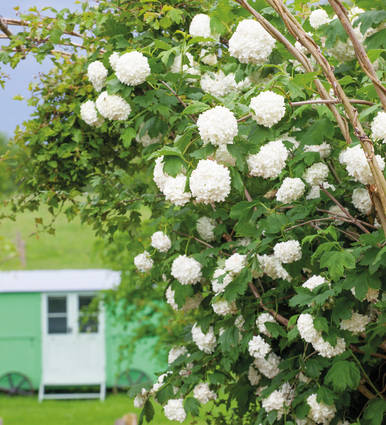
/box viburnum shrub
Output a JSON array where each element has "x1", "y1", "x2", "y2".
[{"x1": 1, "y1": 0, "x2": 386, "y2": 424}]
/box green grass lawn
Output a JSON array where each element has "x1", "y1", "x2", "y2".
[
  {"x1": 0, "y1": 393, "x2": 207, "y2": 425},
  {"x1": 0, "y1": 204, "x2": 104, "y2": 270}
]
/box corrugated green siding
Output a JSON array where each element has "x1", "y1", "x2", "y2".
[{"x1": 0, "y1": 293, "x2": 42, "y2": 389}]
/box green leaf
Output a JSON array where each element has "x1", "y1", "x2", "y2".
[
  {"x1": 219, "y1": 326, "x2": 240, "y2": 352},
  {"x1": 258, "y1": 213, "x2": 289, "y2": 234},
  {"x1": 297, "y1": 118, "x2": 335, "y2": 145},
  {"x1": 343, "y1": 271, "x2": 381, "y2": 300},
  {"x1": 121, "y1": 128, "x2": 136, "y2": 148},
  {"x1": 316, "y1": 386, "x2": 337, "y2": 405},
  {"x1": 230, "y1": 167, "x2": 244, "y2": 194},
  {"x1": 163, "y1": 155, "x2": 183, "y2": 177},
  {"x1": 324, "y1": 18, "x2": 348, "y2": 49},
  {"x1": 331, "y1": 297, "x2": 356, "y2": 325},
  {"x1": 313, "y1": 316, "x2": 329, "y2": 333},
  {"x1": 320, "y1": 250, "x2": 356, "y2": 281},
  {"x1": 184, "y1": 397, "x2": 200, "y2": 417},
  {"x1": 265, "y1": 322, "x2": 286, "y2": 338},
  {"x1": 147, "y1": 146, "x2": 183, "y2": 161},
  {"x1": 143, "y1": 399, "x2": 155, "y2": 423},
  {"x1": 363, "y1": 398, "x2": 386, "y2": 425},
  {"x1": 189, "y1": 143, "x2": 215, "y2": 160},
  {"x1": 183, "y1": 101, "x2": 210, "y2": 115},
  {"x1": 155, "y1": 383, "x2": 174, "y2": 404},
  {"x1": 306, "y1": 358, "x2": 329, "y2": 379},
  {"x1": 324, "y1": 361, "x2": 361, "y2": 392},
  {"x1": 353, "y1": 10, "x2": 386, "y2": 34}
]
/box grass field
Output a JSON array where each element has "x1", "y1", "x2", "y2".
[
  {"x1": 0, "y1": 393, "x2": 208, "y2": 425},
  {"x1": 0, "y1": 204, "x2": 104, "y2": 270}
]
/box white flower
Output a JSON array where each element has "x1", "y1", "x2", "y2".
[
  {"x1": 248, "y1": 364, "x2": 261, "y2": 385},
  {"x1": 352, "y1": 188, "x2": 372, "y2": 214},
  {"x1": 197, "y1": 106, "x2": 238, "y2": 145},
  {"x1": 166, "y1": 286, "x2": 203, "y2": 312},
  {"x1": 262, "y1": 384, "x2": 291, "y2": 420},
  {"x1": 134, "y1": 251, "x2": 153, "y2": 272},
  {"x1": 166, "y1": 286, "x2": 179, "y2": 311},
  {"x1": 168, "y1": 346, "x2": 188, "y2": 364},
  {"x1": 248, "y1": 335, "x2": 271, "y2": 359},
  {"x1": 164, "y1": 399, "x2": 186, "y2": 423},
  {"x1": 340, "y1": 144, "x2": 385, "y2": 185},
  {"x1": 371, "y1": 111, "x2": 386, "y2": 143},
  {"x1": 224, "y1": 253, "x2": 247, "y2": 275},
  {"x1": 328, "y1": 27, "x2": 364, "y2": 62},
  {"x1": 193, "y1": 383, "x2": 217, "y2": 404},
  {"x1": 134, "y1": 388, "x2": 149, "y2": 408},
  {"x1": 297, "y1": 314, "x2": 320, "y2": 344},
  {"x1": 200, "y1": 71, "x2": 238, "y2": 98},
  {"x1": 171, "y1": 255, "x2": 202, "y2": 285},
  {"x1": 190, "y1": 159, "x2": 231, "y2": 204},
  {"x1": 303, "y1": 163, "x2": 329, "y2": 186},
  {"x1": 351, "y1": 287, "x2": 379, "y2": 303},
  {"x1": 253, "y1": 352, "x2": 281, "y2": 379},
  {"x1": 340, "y1": 311, "x2": 370, "y2": 334},
  {"x1": 212, "y1": 299, "x2": 238, "y2": 316},
  {"x1": 191, "y1": 323, "x2": 217, "y2": 354},
  {"x1": 309, "y1": 9, "x2": 330, "y2": 29},
  {"x1": 306, "y1": 182, "x2": 335, "y2": 200},
  {"x1": 163, "y1": 174, "x2": 192, "y2": 206},
  {"x1": 250, "y1": 91, "x2": 286, "y2": 127},
  {"x1": 196, "y1": 216, "x2": 216, "y2": 242},
  {"x1": 229, "y1": 19, "x2": 275, "y2": 65},
  {"x1": 170, "y1": 53, "x2": 200, "y2": 78},
  {"x1": 235, "y1": 315, "x2": 245, "y2": 331},
  {"x1": 109, "y1": 52, "x2": 120, "y2": 70},
  {"x1": 328, "y1": 205, "x2": 345, "y2": 225},
  {"x1": 80, "y1": 100, "x2": 104, "y2": 127},
  {"x1": 257, "y1": 254, "x2": 292, "y2": 282},
  {"x1": 151, "y1": 372, "x2": 170, "y2": 395},
  {"x1": 213, "y1": 144, "x2": 236, "y2": 166},
  {"x1": 256, "y1": 313, "x2": 276, "y2": 337},
  {"x1": 273, "y1": 240, "x2": 302, "y2": 263},
  {"x1": 307, "y1": 394, "x2": 336, "y2": 425},
  {"x1": 304, "y1": 142, "x2": 332, "y2": 159},
  {"x1": 200, "y1": 49, "x2": 217, "y2": 65},
  {"x1": 87, "y1": 61, "x2": 108, "y2": 92},
  {"x1": 189, "y1": 14, "x2": 219, "y2": 44},
  {"x1": 136, "y1": 124, "x2": 162, "y2": 147},
  {"x1": 95, "y1": 92, "x2": 131, "y2": 121},
  {"x1": 151, "y1": 231, "x2": 172, "y2": 253},
  {"x1": 276, "y1": 177, "x2": 305, "y2": 203},
  {"x1": 302, "y1": 275, "x2": 327, "y2": 291},
  {"x1": 247, "y1": 140, "x2": 289, "y2": 179},
  {"x1": 211, "y1": 268, "x2": 233, "y2": 294},
  {"x1": 153, "y1": 156, "x2": 169, "y2": 192},
  {"x1": 114, "y1": 51, "x2": 151, "y2": 86}
]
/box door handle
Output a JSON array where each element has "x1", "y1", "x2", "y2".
[{"x1": 67, "y1": 327, "x2": 72, "y2": 334}]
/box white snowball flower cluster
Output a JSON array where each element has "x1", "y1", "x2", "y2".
[
  {"x1": 329, "y1": 205, "x2": 345, "y2": 225},
  {"x1": 214, "y1": 144, "x2": 236, "y2": 166},
  {"x1": 212, "y1": 299, "x2": 238, "y2": 316},
  {"x1": 247, "y1": 140, "x2": 289, "y2": 179},
  {"x1": 168, "y1": 346, "x2": 188, "y2": 365},
  {"x1": 253, "y1": 352, "x2": 281, "y2": 378},
  {"x1": 371, "y1": 111, "x2": 386, "y2": 142},
  {"x1": 190, "y1": 159, "x2": 231, "y2": 203},
  {"x1": 189, "y1": 14, "x2": 219, "y2": 44},
  {"x1": 80, "y1": 100, "x2": 104, "y2": 127},
  {"x1": 307, "y1": 394, "x2": 337, "y2": 425},
  {"x1": 257, "y1": 313, "x2": 276, "y2": 337},
  {"x1": 304, "y1": 142, "x2": 332, "y2": 159},
  {"x1": 200, "y1": 49, "x2": 217, "y2": 65},
  {"x1": 150, "y1": 372, "x2": 170, "y2": 395},
  {"x1": 339, "y1": 144, "x2": 385, "y2": 185},
  {"x1": 191, "y1": 323, "x2": 217, "y2": 354},
  {"x1": 303, "y1": 162, "x2": 329, "y2": 186},
  {"x1": 273, "y1": 240, "x2": 302, "y2": 263},
  {"x1": 87, "y1": 61, "x2": 108, "y2": 92},
  {"x1": 109, "y1": 52, "x2": 120, "y2": 70},
  {"x1": 309, "y1": 9, "x2": 330, "y2": 29},
  {"x1": 197, "y1": 106, "x2": 238, "y2": 145},
  {"x1": 276, "y1": 177, "x2": 305, "y2": 204},
  {"x1": 200, "y1": 71, "x2": 238, "y2": 98},
  {"x1": 257, "y1": 254, "x2": 292, "y2": 282},
  {"x1": 134, "y1": 388, "x2": 149, "y2": 408},
  {"x1": 298, "y1": 314, "x2": 346, "y2": 358},
  {"x1": 171, "y1": 255, "x2": 202, "y2": 285},
  {"x1": 306, "y1": 182, "x2": 335, "y2": 200},
  {"x1": 224, "y1": 253, "x2": 247, "y2": 275},
  {"x1": 340, "y1": 311, "x2": 370, "y2": 334},
  {"x1": 136, "y1": 124, "x2": 162, "y2": 147},
  {"x1": 134, "y1": 251, "x2": 153, "y2": 272},
  {"x1": 151, "y1": 231, "x2": 171, "y2": 253},
  {"x1": 212, "y1": 268, "x2": 233, "y2": 294},
  {"x1": 302, "y1": 275, "x2": 327, "y2": 291},
  {"x1": 229, "y1": 19, "x2": 275, "y2": 65},
  {"x1": 164, "y1": 399, "x2": 186, "y2": 423},
  {"x1": 262, "y1": 384, "x2": 291, "y2": 421},
  {"x1": 196, "y1": 216, "x2": 216, "y2": 242},
  {"x1": 248, "y1": 335, "x2": 271, "y2": 359},
  {"x1": 170, "y1": 53, "x2": 200, "y2": 77},
  {"x1": 249, "y1": 91, "x2": 286, "y2": 128},
  {"x1": 248, "y1": 364, "x2": 261, "y2": 386},
  {"x1": 193, "y1": 383, "x2": 217, "y2": 404},
  {"x1": 352, "y1": 188, "x2": 372, "y2": 214},
  {"x1": 95, "y1": 92, "x2": 131, "y2": 121},
  {"x1": 114, "y1": 51, "x2": 151, "y2": 86}
]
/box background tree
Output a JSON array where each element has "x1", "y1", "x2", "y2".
[{"x1": 1, "y1": 1, "x2": 386, "y2": 424}]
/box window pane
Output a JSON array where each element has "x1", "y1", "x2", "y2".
[
  {"x1": 78, "y1": 296, "x2": 98, "y2": 333},
  {"x1": 48, "y1": 317, "x2": 67, "y2": 334},
  {"x1": 78, "y1": 296, "x2": 94, "y2": 310},
  {"x1": 48, "y1": 297, "x2": 67, "y2": 314}
]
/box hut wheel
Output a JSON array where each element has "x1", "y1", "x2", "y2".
[
  {"x1": 113, "y1": 369, "x2": 151, "y2": 393},
  {"x1": 0, "y1": 372, "x2": 34, "y2": 396}
]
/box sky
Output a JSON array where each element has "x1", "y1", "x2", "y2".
[{"x1": 0, "y1": 1, "x2": 86, "y2": 138}]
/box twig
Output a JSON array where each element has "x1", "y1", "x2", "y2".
[
  {"x1": 290, "y1": 98, "x2": 376, "y2": 107},
  {"x1": 172, "y1": 230, "x2": 231, "y2": 256},
  {"x1": 160, "y1": 81, "x2": 197, "y2": 123}
]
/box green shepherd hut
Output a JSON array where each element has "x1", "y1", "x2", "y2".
[{"x1": 0, "y1": 269, "x2": 164, "y2": 401}]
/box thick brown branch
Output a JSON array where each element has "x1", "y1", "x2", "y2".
[{"x1": 290, "y1": 99, "x2": 375, "y2": 107}]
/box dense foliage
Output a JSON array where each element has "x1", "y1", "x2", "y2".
[{"x1": 1, "y1": 0, "x2": 386, "y2": 424}]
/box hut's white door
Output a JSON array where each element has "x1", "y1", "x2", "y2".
[{"x1": 41, "y1": 293, "x2": 105, "y2": 386}]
